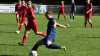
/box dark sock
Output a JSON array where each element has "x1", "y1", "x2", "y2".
[
  {"x1": 73, "y1": 15, "x2": 74, "y2": 20},
  {"x1": 32, "y1": 44, "x2": 39, "y2": 51},
  {"x1": 46, "y1": 44, "x2": 61, "y2": 49}
]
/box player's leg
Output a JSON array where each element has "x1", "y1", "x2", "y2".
[
  {"x1": 88, "y1": 18, "x2": 92, "y2": 28},
  {"x1": 22, "y1": 30, "x2": 30, "y2": 45},
  {"x1": 45, "y1": 41, "x2": 62, "y2": 49},
  {"x1": 32, "y1": 39, "x2": 44, "y2": 51},
  {"x1": 63, "y1": 13, "x2": 70, "y2": 27},
  {"x1": 63, "y1": 13, "x2": 67, "y2": 20},
  {"x1": 30, "y1": 39, "x2": 44, "y2": 56},
  {"x1": 16, "y1": 13, "x2": 19, "y2": 24},
  {"x1": 32, "y1": 19, "x2": 46, "y2": 37},
  {"x1": 44, "y1": 39, "x2": 67, "y2": 54},
  {"x1": 19, "y1": 16, "x2": 26, "y2": 31},
  {"x1": 18, "y1": 24, "x2": 31, "y2": 45},
  {"x1": 70, "y1": 12, "x2": 74, "y2": 23},
  {"x1": 16, "y1": 12, "x2": 21, "y2": 28},
  {"x1": 16, "y1": 15, "x2": 26, "y2": 34},
  {"x1": 31, "y1": 38, "x2": 67, "y2": 56},
  {"x1": 57, "y1": 11, "x2": 61, "y2": 20},
  {"x1": 70, "y1": 12, "x2": 72, "y2": 20},
  {"x1": 88, "y1": 14, "x2": 93, "y2": 28},
  {"x1": 84, "y1": 15, "x2": 88, "y2": 28},
  {"x1": 72, "y1": 12, "x2": 75, "y2": 20},
  {"x1": 84, "y1": 18, "x2": 87, "y2": 28}
]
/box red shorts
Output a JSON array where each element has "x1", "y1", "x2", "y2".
[
  {"x1": 85, "y1": 13, "x2": 92, "y2": 19},
  {"x1": 16, "y1": 12, "x2": 21, "y2": 17},
  {"x1": 59, "y1": 9, "x2": 64, "y2": 14},
  {"x1": 26, "y1": 19, "x2": 38, "y2": 33},
  {"x1": 20, "y1": 15, "x2": 27, "y2": 25}
]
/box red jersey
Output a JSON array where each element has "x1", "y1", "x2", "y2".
[
  {"x1": 85, "y1": 3, "x2": 93, "y2": 14},
  {"x1": 27, "y1": 7, "x2": 35, "y2": 20},
  {"x1": 59, "y1": 3, "x2": 64, "y2": 12},
  {"x1": 26, "y1": 6, "x2": 38, "y2": 32},
  {"x1": 85, "y1": 3, "x2": 93, "y2": 19},
  {"x1": 20, "y1": 5, "x2": 27, "y2": 16}
]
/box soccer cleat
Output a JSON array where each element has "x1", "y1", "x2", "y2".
[
  {"x1": 61, "y1": 46, "x2": 67, "y2": 54},
  {"x1": 16, "y1": 30, "x2": 20, "y2": 34},
  {"x1": 18, "y1": 42, "x2": 24, "y2": 46},
  {"x1": 30, "y1": 50, "x2": 38, "y2": 56}
]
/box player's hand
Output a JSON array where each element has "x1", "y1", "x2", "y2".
[
  {"x1": 63, "y1": 25, "x2": 67, "y2": 28},
  {"x1": 86, "y1": 11, "x2": 89, "y2": 14}
]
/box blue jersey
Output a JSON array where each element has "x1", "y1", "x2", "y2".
[{"x1": 44, "y1": 16, "x2": 56, "y2": 42}]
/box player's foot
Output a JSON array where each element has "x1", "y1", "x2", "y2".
[
  {"x1": 66, "y1": 24, "x2": 70, "y2": 28},
  {"x1": 30, "y1": 50, "x2": 38, "y2": 56},
  {"x1": 16, "y1": 30, "x2": 20, "y2": 34},
  {"x1": 18, "y1": 42, "x2": 24, "y2": 46},
  {"x1": 61, "y1": 46, "x2": 67, "y2": 54}
]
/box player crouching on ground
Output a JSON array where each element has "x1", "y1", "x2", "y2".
[{"x1": 30, "y1": 10, "x2": 67, "y2": 56}]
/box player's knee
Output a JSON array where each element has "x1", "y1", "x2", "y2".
[
  {"x1": 89, "y1": 19, "x2": 92, "y2": 23},
  {"x1": 26, "y1": 31, "x2": 30, "y2": 34},
  {"x1": 20, "y1": 23, "x2": 24, "y2": 26},
  {"x1": 45, "y1": 40, "x2": 52, "y2": 47}
]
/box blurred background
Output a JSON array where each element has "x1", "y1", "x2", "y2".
[
  {"x1": 0, "y1": 0, "x2": 99, "y2": 15},
  {"x1": 0, "y1": 0, "x2": 100, "y2": 5}
]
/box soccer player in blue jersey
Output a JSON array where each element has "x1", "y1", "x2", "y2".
[
  {"x1": 70, "y1": 0, "x2": 76, "y2": 21},
  {"x1": 30, "y1": 10, "x2": 67, "y2": 56}
]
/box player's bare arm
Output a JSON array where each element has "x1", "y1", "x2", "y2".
[
  {"x1": 86, "y1": 8, "x2": 92, "y2": 14},
  {"x1": 56, "y1": 21, "x2": 66, "y2": 28}
]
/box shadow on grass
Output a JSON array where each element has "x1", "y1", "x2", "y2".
[
  {"x1": 0, "y1": 30, "x2": 16, "y2": 34},
  {"x1": 87, "y1": 36, "x2": 100, "y2": 38},
  {"x1": 0, "y1": 23, "x2": 16, "y2": 26},
  {"x1": 76, "y1": 34, "x2": 100, "y2": 38},
  {"x1": 0, "y1": 43, "x2": 19, "y2": 46},
  {"x1": 0, "y1": 55, "x2": 24, "y2": 56},
  {"x1": 0, "y1": 43, "x2": 31, "y2": 47}
]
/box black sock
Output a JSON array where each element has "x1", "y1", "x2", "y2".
[{"x1": 46, "y1": 44, "x2": 61, "y2": 49}]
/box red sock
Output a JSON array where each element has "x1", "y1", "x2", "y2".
[
  {"x1": 21, "y1": 35, "x2": 28, "y2": 45},
  {"x1": 18, "y1": 24, "x2": 23, "y2": 32}
]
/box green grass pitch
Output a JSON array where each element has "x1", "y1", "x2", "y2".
[{"x1": 0, "y1": 13, "x2": 100, "y2": 56}]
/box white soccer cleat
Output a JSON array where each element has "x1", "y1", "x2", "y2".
[
  {"x1": 61, "y1": 46, "x2": 67, "y2": 54},
  {"x1": 16, "y1": 30, "x2": 20, "y2": 34},
  {"x1": 30, "y1": 50, "x2": 38, "y2": 56}
]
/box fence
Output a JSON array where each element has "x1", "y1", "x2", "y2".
[
  {"x1": 0, "y1": 4, "x2": 100, "y2": 15},
  {"x1": 47, "y1": 5, "x2": 100, "y2": 15}
]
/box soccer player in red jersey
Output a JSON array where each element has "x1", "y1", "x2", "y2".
[
  {"x1": 18, "y1": 1, "x2": 46, "y2": 45},
  {"x1": 16, "y1": 0, "x2": 28, "y2": 34},
  {"x1": 15, "y1": 0, "x2": 22, "y2": 28},
  {"x1": 57, "y1": 1, "x2": 70, "y2": 27},
  {"x1": 57, "y1": 1, "x2": 66, "y2": 20},
  {"x1": 84, "y1": 0, "x2": 93, "y2": 28}
]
